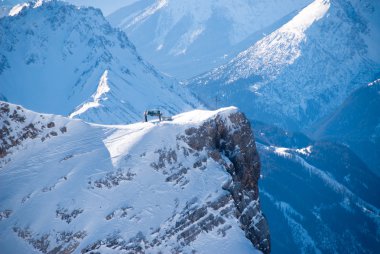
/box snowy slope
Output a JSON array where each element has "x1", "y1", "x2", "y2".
[
  {"x1": 107, "y1": 0, "x2": 313, "y2": 78},
  {"x1": 0, "y1": 102, "x2": 270, "y2": 253},
  {"x1": 189, "y1": 0, "x2": 380, "y2": 131},
  {"x1": 0, "y1": 0, "x2": 199, "y2": 124},
  {"x1": 65, "y1": 0, "x2": 138, "y2": 16},
  {"x1": 252, "y1": 122, "x2": 380, "y2": 253}
]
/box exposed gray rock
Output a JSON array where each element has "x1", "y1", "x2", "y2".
[
  {"x1": 0, "y1": 102, "x2": 67, "y2": 166},
  {"x1": 13, "y1": 227, "x2": 86, "y2": 254},
  {"x1": 87, "y1": 168, "x2": 136, "y2": 189},
  {"x1": 0, "y1": 209, "x2": 12, "y2": 221},
  {"x1": 56, "y1": 207, "x2": 84, "y2": 224},
  {"x1": 179, "y1": 111, "x2": 271, "y2": 253}
]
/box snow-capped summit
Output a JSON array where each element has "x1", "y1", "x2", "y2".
[
  {"x1": 107, "y1": 0, "x2": 313, "y2": 78},
  {"x1": 189, "y1": 0, "x2": 380, "y2": 131},
  {"x1": 0, "y1": 101, "x2": 270, "y2": 253},
  {"x1": 0, "y1": 0, "x2": 199, "y2": 124}
]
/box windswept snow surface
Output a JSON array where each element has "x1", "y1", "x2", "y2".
[
  {"x1": 189, "y1": 0, "x2": 380, "y2": 130},
  {"x1": 0, "y1": 0, "x2": 200, "y2": 125},
  {"x1": 107, "y1": 0, "x2": 313, "y2": 78},
  {"x1": 0, "y1": 103, "x2": 260, "y2": 253}
]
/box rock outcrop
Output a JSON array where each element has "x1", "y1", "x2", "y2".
[
  {"x1": 180, "y1": 110, "x2": 271, "y2": 253},
  {"x1": 0, "y1": 102, "x2": 68, "y2": 167}
]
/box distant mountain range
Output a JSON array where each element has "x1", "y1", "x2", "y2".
[{"x1": 107, "y1": 0, "x2": 313, "y2": 78}]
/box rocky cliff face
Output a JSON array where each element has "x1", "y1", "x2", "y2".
[
  {"x1": 0, "y1": 103, "x2": 269, "y2": 254},
  {"x1": 181, "y1": 111, "x2": 270, "y2": 253}
]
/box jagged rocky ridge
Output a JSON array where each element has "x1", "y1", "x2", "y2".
[{"x1": 0, "y1": 102, "x2": 269, "y2": 253}]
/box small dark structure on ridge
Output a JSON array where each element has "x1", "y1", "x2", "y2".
[{"x1": 144, "y1": 110, "x2": 162, "y2": 122}]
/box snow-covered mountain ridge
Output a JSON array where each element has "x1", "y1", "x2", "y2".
[
  {"x1": 107, "y1": 0, "x2": 313, "y2": 78},
  {"x1": 0, "y1": 101, "x2": 270, "y2": 253},
  {"x1": 189, "y1": 0, "x2": 380, "y2": 131},
  {"x1": 0, "y1": 0, "x2": 199, "y2": 124}
]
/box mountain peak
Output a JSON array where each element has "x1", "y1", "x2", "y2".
[
  {"x1": 0, "y1": 0, "x2": 199, "y2": 124},
  {"x1": 189, "y1": 0, "x2": 380, "y2": 131},
  {"x1": 0, "y1": 102, "x2": 270, "y2": 253}
]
